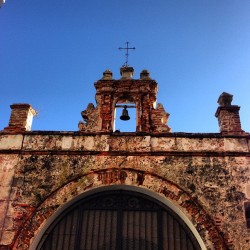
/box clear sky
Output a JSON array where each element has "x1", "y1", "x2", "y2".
[{"x1": 1, "y1": 0, "x2": 250, "y2": 132}]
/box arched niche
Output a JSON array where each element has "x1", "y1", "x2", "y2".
[
  {"x1": 30, "y1": 185, "x2": 205, "y2": 250},
  {"x1": 113, "y1": 94, "x2": 137, "y2": 132},
  {"x1": 14, "y1": 169, "x2": 228, "y2": 249}
]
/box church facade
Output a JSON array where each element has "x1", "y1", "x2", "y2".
[{"x1": 0, "y1": 66, "x2": 250, "y2": 249}]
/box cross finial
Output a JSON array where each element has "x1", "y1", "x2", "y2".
[{"x1": 119, "y1": 42, "x2": 136, "y2": 67}]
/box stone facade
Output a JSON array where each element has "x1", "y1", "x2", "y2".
[
  {"x1": 78, "y1": 67, "x2": 171, "y2": 133},
  {"x1": 0, "y1": 67, "x2": 250, "y2": 249}
]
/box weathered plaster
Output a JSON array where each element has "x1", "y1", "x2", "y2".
[
  {"x1": 0, "y1": 132, "x2": 249, "y2": 249},
  {"x1": 0, "y1": 135, "x2": 23, "y2": 150}
]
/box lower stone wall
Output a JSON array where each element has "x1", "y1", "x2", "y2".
[{"x1": 0, "y1": 132, "x2": 250, "y2": 249}]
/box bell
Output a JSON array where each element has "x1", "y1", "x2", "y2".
[{"x1": 120, "y1": 105, "x2": 130, "y2": 121}]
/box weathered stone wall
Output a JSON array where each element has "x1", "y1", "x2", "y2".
[
  {"x1": 1, "y1": 70, "x2": 249, "y2": 249},
  {"x1": 0, "y1": 131, "x2": 250, "y2": 249}
]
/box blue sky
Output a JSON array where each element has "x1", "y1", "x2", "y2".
[{"x1": 1, "y1": 0, "x2": 250, "y2": 132}]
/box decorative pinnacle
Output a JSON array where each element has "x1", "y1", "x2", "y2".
[{"x1": 119, "y1": 42, "x2": 136, "y2": 67}]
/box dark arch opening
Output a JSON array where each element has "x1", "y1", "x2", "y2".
[{"x1": 37, "y1": 190, "x2": 201, "y2": 250}]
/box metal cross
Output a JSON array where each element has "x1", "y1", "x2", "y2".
[{"x1": 119, "y1": 42, "x2": 136, "y2": 67}]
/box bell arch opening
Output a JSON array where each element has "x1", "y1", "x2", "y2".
[
  {"x1": 114, "y1": 103, "x2": 136, "y2": 132},
  {"x1": 33, "y1": 187, "x2": 204, "y2": 250},
  {"x1": 113, "y1": 93, "x2": 137, "y2": 132}
]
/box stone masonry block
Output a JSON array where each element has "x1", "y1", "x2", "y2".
[
  {"x1": 0, "y1": 230, "x2": 15, "y2": 246},
  {"x1": 0, "y1": 169, "x2": 15, "y2": 187},
  {"x1": 224, "y1": 138, "x2": 248, "y2": 152},
  {"x1": 0, "y1": 135, "x2": 23, "y2": 150},
  {"x1": 68, "y1": 136, "x2": 96, "y2": 150},
  {"x1": 151, "y1": 137, "x2": 226, "y2": 152},
  {"x1": 61, "y1": 136, "x2": 96, "y2": 150},
  {"x1": 0, "y1": 186, "x2": 11, "y2": 200},
  {"x1": 110, "y1": 136, "x2": 151, "y2": 152},
  {"x1": 175, "y1": 138, "x2": 224, "y2": 152},
  {"x1": 150, "y1": 137, "x2": 176, "y2": 151},
  {"x1": 0, "y1": 155, "x2": 19, "y2": 170},
  {"x1": 22, "y1": 135, "x2": 62, "y2": 150},
  {"x1": 245, "y1": 184, "x2": 250, "y2": 199},
  {"x1": 23, "y1": 135, "x2": 109, "y2": 151},
  {"x1": 2, "y1": 216, "x2": 14, "y2": 231},
  {"x1": 0, "y1": 201, "x2": 8, "y2": 229}
]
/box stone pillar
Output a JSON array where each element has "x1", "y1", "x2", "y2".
[
  {"x1": 101, "y1": 69, "x2": 113, "y2": 80},
  {"x1": 215, "y1": 92, "x2": 244, "y2": 135},
  {"x1": 4, "y1": 104, "x2": 37, "y2": 132}
]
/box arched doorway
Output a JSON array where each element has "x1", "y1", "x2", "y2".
[{"x1": 36, "y1": 190, "x2": 201, "y2": 250}]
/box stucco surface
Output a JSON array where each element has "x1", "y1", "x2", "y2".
[{"x1": 0, "y1": 132, "x2": 249, "y2": 249}]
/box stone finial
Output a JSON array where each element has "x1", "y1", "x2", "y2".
[
  {"x1": 78, "y1": 103, "x2": 100, "y2": 132},
  {"x1": 102, "y1": 69, "x2": 113, "y2": 80},
  {"x1": 120, "y1": 66, "x2": 134, "y2": 79},
  {"x1": 140, "y1": 69, "x2": 151, "y2": 80},
  {"x1": 4, "y1": 104, "x2": 37, "y2": 132},
  {"x1": 151, "y1": 103, "x2": 171, "y2": 132},
  {"x1": 217, "y1": 92, "x2": 233, "y2": 107},
  {"x1": 215, "y1": 93, "x2": 245, "y2": 135}
]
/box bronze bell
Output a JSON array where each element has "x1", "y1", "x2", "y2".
[{"x1": 120, "y1": 105, "x2": 130, "y2": 121}]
